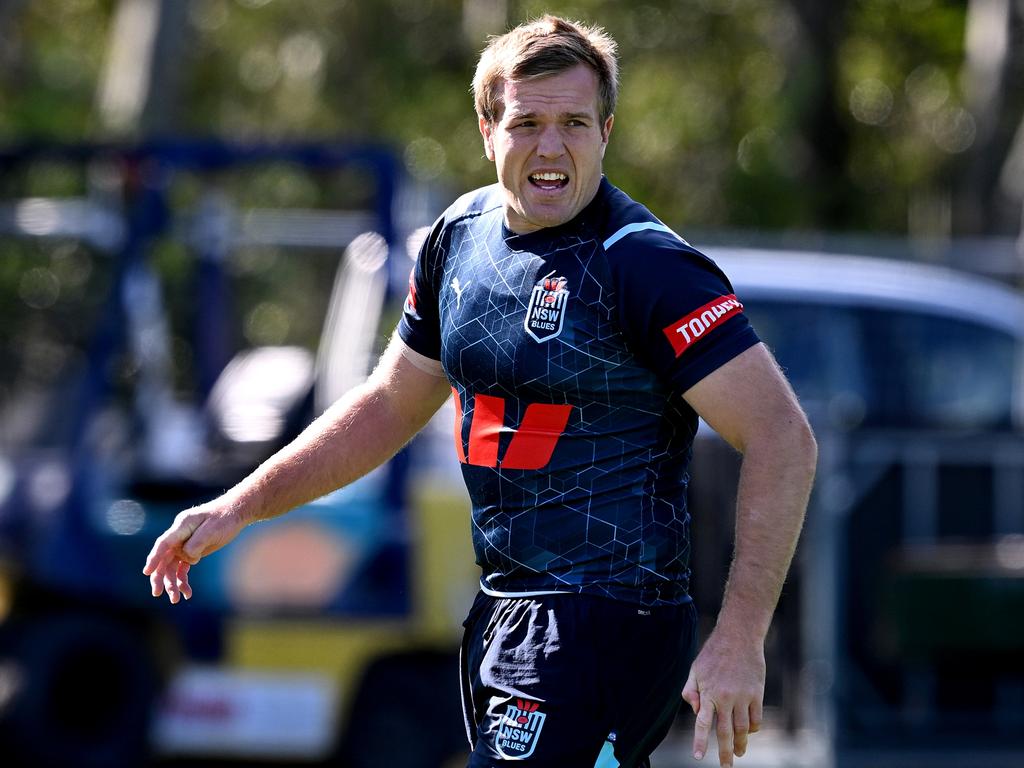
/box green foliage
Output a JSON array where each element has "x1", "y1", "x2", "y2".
[
  {"x1": 0, "y1": 0, "x2": 111, "y2": 139},
  {"x1": 0, "y1": 0, "x2": 975, "y2": 234},
  {"x1": 0, "y1": 0, "x2": 984, "y2": 415}
]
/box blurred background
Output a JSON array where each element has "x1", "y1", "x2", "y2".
[{"x1": 0, "y1": 1, "x2": 1023, "y2": 767}]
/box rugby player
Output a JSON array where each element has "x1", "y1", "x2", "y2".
[{"x1": 145, "y1": 15, "x2": 817, "y2": 768}]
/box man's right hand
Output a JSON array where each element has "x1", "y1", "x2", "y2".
[{"x1": 143, "y1": 500, "x2": 247, "y2": 604}]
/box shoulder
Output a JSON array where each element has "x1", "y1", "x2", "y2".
[
  {"x1": 439, "y1": 183, "x2": 504, "y2": 230},
  {"x1": 598, "y1": 181, "x2": 732, "y2": 286},
  {"x1": 417, "y1": 184, "x2": 503, "y2": 267}
]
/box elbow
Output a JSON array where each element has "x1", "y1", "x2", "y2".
[
  {"x1": 785, "y1": 410, "x2": 818, "y2": 483},
  {"x1": 751, "y1": 407, "x2": 817, "y2": 479}
]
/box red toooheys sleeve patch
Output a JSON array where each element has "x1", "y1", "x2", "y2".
[
  {"x1": 405, "y1": 268, "x2": 418, "y2": 313},
  {"x1": 662, "y1": 294, "x2": 743, "y2": 357}
]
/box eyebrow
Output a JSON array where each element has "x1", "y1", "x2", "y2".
[{"x1": 507, "y1": 111, "x2": 595, "y2": 121}]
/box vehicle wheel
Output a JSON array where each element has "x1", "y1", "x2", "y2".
[{"x1": 0, "y1": 613, "x2": 158, "y2": 768}]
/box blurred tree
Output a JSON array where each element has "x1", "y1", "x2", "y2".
[
  {"x1": 955, "y1": 0, "x2": 1024, "y2": 235},
  {"x1": 786, "y1": 0, "x2": 853, "y2": 229},
  {"x1": 3, "y1": 0, "x2": 1022, "y2": 446},
  {"x1": 2, "y1": 1, "x2": 1021, "y2": 482},
  {"x1": 0, "y1": 0, "x2": 1019, "y2": 237},
  {"x1": 95, "y1": 0, "x2": 191, "y2": 137},
  {"x1": 6, "y1": 0, "x2": 1015, "y2": 237}
]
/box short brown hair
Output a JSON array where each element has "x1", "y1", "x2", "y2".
[{"x1": 472, "y1": 15, "x2": 619, "y2": 126}]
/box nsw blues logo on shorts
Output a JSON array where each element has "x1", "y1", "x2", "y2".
[
  {"x1": 524, "y1": 272, "x2": 569, "y2": 343},
  {"x1": 495, "y1": 698, "x2": 547, "y2": 759}
]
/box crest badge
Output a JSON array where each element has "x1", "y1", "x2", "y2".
[
  {"x1": 524, "y1": 271, "x2": 569, "y2": 343},
  {"x1": 495, "y1": 698, "x2": 547, "y2": 760}
]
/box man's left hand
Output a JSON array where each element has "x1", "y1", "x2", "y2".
[{"x1": 681, "y1": 629, "x2": 765, "y2": 767}]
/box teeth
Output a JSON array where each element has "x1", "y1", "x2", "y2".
[{"x1": 531, "y1": 172, "x2": 567, "y2": 181}]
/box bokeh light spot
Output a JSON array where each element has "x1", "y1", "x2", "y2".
[
  {"x1": 930, "y1": 107, "x2": 976, "y2": 154},
  {"x1": 19, "y1": 268, "x2": 61, "y2": 309},
  {"x1": 849, "y1": 79, "x2": 893, "y2": 126},
  {"x1": 905, "y1": 64, "x2": 949, "y2": 116},
  {"x1": 279, "y1": 33, "x2": 325, "y2": 81},
  {"x1": 404, "y1": 137, "x2": 447, "y2": 181},
  {"x1": 239, "y1": 47, "x2": 281, "y2": 93},
  {"x1": 737, "y1": 126, "x2": 780, "y2": 175},
  {"x1": 107, "y1": 499, "x2": 146, "y2": 536},
  {"x1": 245, "y1": 302, "x2": 290, "y2": 345}
]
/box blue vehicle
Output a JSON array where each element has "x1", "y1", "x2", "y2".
[
  {"x1": 688, "y1": 248, "x2": 1024, "y2": 767},
  {"x1": 0, "y1": 142, "x2": 474, "y2": 767}
]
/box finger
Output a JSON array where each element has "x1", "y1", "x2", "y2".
[
  {"x1": 144, "y1": 538, "x2": 168, "y2": 576},
  {"x1": 733, "y1": 705, "x2": 750, "y2": 758},
  {"x1": 176, "y1": 561, "x2": 192, "y2": 601},
  {"x1": 144, "y1": 526, "x2": 184, "y2": 575},
  {"x1": 749, "y1": 699, "x2": 763, "y2": 734},
  {"x1": 149, "y1": 561, "x2": 176, "y2": 602},
  {"x1": 164, "y1": 572, "x2": 180, "y2": 604},
  {"x1": 716, "y1": 705, "x2": 734, "y2": 767},
  {"x1": 693, "y1": 695, "x2": 714, "y2": 761},
  {"x1": 681, "y1": 668, "x2": 700, "y2": 714}
]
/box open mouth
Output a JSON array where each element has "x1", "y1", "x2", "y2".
[{"x1": 528, "y1": 172, "x2": 569, "y2": 191}]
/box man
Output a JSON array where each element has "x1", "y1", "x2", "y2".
[{"x1": 145, "y1": 15, "x2": 816, "y2": 768}]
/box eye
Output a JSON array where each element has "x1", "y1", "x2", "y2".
[{"x1": 567, "y1": 119, "x2": 587, "y2": 127}]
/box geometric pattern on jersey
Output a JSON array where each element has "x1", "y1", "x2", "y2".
[{"x1": 400, "y1": 178, "x2": 759, "y2": 606}]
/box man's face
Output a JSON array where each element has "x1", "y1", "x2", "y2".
[{"x1": 479, "y1": 64, "x2": 614, "y2": 235}]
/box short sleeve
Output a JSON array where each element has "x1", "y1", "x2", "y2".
[
  {"x1": 397, "y1": 216, "x2": 445, "y2": 361},
  {"x1": 608, "y1": 237, "x2": 760, "y2": 393}
]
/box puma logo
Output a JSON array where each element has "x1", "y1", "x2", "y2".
[{"x1": 451, "y1": 277, "x2": 470, "y2": 309}]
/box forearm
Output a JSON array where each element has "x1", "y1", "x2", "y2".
[
  {"x1": 219, "y1": 335, "x2": 450, "y2": 526},
  {"x1": 144, "y1": 335, "x2": 449, "y2": 603},
  {"x1": 224, "y1": 381, "x2": 424, "y2": 524},
  {"x1": 715, "y1": 422, "x2": 817, "y2": 643},
  {"x1": 681, "y1": 344, "x2": 816, "y2": 763}
]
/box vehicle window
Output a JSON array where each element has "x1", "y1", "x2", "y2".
[
  {"x1": 859, "y1": 309, "x2": 1016, "y2": 430},
  {"x1": 744, "y1": 300, "x2": 1018, "y2": 431},
  {"x1": 744, "y1": 301, "x2": 871, "y2": 428}
]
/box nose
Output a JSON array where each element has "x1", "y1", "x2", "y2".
[{"x1": 536, "y1": 124, "x2": 566, "y2": 159}]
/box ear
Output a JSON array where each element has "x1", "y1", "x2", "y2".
[
  {"x1": 600, "y1": 114, "x2": 614, "y2": 158},
  {"x1": 479, "y1": 116, "x2": 496, "y2": 162}
]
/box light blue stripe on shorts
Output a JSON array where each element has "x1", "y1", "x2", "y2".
[{"x1": 594, "y1": 738, "x2": 620, "y2": 768}]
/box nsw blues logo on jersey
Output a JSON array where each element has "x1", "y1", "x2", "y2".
[
  {"x1": 524, "y1": 272, "x2": 569, "y2": 343},
  {"x1": 495, "y1": 699, "x2": 547, "y2": 759}
]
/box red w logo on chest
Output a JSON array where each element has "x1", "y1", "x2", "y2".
[{"x1": 452, "y1": 390, "x2": 573, "y2": 470}]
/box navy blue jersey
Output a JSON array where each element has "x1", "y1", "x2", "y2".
[{"x1": 399, "y1": 178, "x2": 759, "y2": 606}]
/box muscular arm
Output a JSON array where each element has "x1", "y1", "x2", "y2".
[
  {"x1": 225, "y1": 334, "x2": 450, "y2": 524},
  {"x1": 681, "y1": 342, "x2": 817, "y2": 767},
  {"x1": 143, "y1": 332, "x2": 452, "y2": 602}
]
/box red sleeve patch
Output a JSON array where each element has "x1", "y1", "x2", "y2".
[
  {"x1": 405, "y1": 268, "x2": 418, "y2": 313},
  {"x1": 661, "y1": 294, "x2": 744, "y2": 357}
]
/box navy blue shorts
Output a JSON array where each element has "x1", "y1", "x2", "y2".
[{"x1": 459, "y1": 591, "x2": 698, "y2": 768}]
